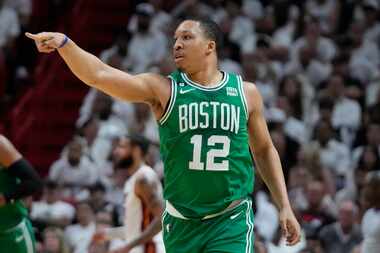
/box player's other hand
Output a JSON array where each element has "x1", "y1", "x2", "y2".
[
  {"x1": 25, "y1": 32, "x2": 66, "y2": 53},
  {"x1": 279, "y1": 206, "x2": 301, "y2": 246}
]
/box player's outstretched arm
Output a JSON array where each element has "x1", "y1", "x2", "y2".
[
  {"x1": 25, "y1": 32, "x2": 169, "y2": 106},
  {"x1": 244, "y1": 82, "x2": 301, "y2": 246},
  {"x1": 0, "y1": 135, "x2": 43, "y2": 205}
]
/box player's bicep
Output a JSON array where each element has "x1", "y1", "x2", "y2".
[
  {"x1": 244, "y1": 83, "x2": 273, "y2": 155},
  {"x1": 96, "y1": 66, "x2": 168, "y2": 104}
]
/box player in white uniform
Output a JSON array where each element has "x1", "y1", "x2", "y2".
[{"x1": 94, "y1": 135, "x2": 164, "y2": 253}]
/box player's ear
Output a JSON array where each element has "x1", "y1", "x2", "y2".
[{"x1": 206, "y1": 40, "x2": 216, "y2": 55}]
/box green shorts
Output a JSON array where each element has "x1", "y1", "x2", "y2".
[
  {"x1": 162, "y1": 199, "x2": 254, "y2": 253},
  {"x1": 0, "y1": 218, "x2": 36, "y2": 253}
]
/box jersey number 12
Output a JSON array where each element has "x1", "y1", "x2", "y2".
[{"x1": 189, "y1": 135, "x2": 230, "y2": 171}]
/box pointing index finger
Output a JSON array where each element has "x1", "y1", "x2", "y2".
[{"x1": 25, "y1": 32, "x2": 38, "y2": 40}]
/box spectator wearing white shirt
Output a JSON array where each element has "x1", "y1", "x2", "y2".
[
  {"x1": 361, "y1": 175, "x2": 380, "y2": 253},
  {"x1": 348, "y1": 21, "x2": 380, "y2": 84},
  {"x1": 64, "y1": 202, "x2": 96, "y2": 253},
  {"x1": 86, "y1": 92, "x2": 128, "y2": 165},
  {"x1": 285, "y1": 44, "x2": 332, "y2": 87},
  {"x1": 306, "y1": 0, "x2": 339, "y2": 35},
  {"x1": 31, "y1": 180, "x2": 76, "y2": 228},
  {"x1": 319, "y1": 74, "x2": 362, "y2": 146},
  {"x1": 362, "y1": 0, "x2": 380, "y2": 46},
  {"x1": 125, "y1": 3, "x2": 167, "y2": 73},
  {"x1": 4, "y1": 0, "x2": 31, "y2": 26},
  {"x1": 0, "y1": 0, "x2": 20, "y2": 49},
  {"x1": 220, "y1": 0, "x2": 254, "y2": 50},
  {"x1": 337, "y1": 145, "x2": 380, "y2": 205},
  {"x1": 312, "y1": 120, "x2": 351, "y2": 176},
  {"x1": 49, "y1": 138, "x2": 98, "y2": 188},
  {"x1": 291, "y1": 18, "x2": 337, "y2": 64}
]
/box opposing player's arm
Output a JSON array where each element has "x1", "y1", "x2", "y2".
[
  {"x1": 135, "y1": 174, "x2": 164, "y2": 216},
  {"x1": 244, "y1": 82, "x2": 300, "y2": 245},
  {"x1": 118, "y1": 174, "x2": 164, "y2": 250},
  {"x1": 25, "y1": 32, "x2": 170, "y2": 108},
  {"x1": 0, "y1": 135, "x2": 43, "y2": 204}
]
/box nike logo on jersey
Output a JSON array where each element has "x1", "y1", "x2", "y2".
[
  {"x1": 230, "y1": 211, "x2": 242, "y2": 220},
  {"x1": 179, "y1": 88, "x2": 195, "y2": 94}
]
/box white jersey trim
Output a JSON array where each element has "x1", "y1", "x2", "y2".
[
  {"x1": 181, "y1": 71, "x2": 229, "y2": 91},
  {"x1": 159, "y1": 76, "x2": 177, "y2": 125}
]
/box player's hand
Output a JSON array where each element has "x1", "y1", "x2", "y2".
[
  {"x1": 0, "y1": 194, "x2": 6, "y2": 207},
  {"x1": 279, "y1": 206, "x2": 301, "y2": 246},
  {"x1": 25, "y1": 32, "x2": 66, "y2": 53}
]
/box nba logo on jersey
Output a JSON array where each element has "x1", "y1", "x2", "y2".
[{"x1": 226, "y1": 87, "x2": 238, "y2": 96}]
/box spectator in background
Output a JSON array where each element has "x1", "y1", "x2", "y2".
[
  {"x1": 312, "y1": 120, "x2": 351, "y2": 177},
  {"x1": 129, "y1": 103, "x2": 159, "y2": 144},
  {"x1": 291, "y1": 17, "x2": 337, "y2": 64},
  {"x1": 4, "y1": 0, "x2": 31, "y2": 26},
  {"x1": 49, "y1": 137, "x2": 98, "y2": 193},
  {"x1": 352, "y1": 122, "x2": 380, "y2": 166},
  {"x1": 39, "y1": 227, "x2": 70, "y2": 253},
  {"x1": 220, "y1": 0, "x2": 254, "y2": 50},
  {"x1": 87, "y1": 182, "x2": 119, "y2": 227},
  {"x1": 360, "y1": 174, "x2": 380, "y2": 253},
  {"x1": 322, "y1": 74, "x2": 361, "y2": 145},
  {"x1": 125, "y1": 3, "x2": 167, "y2": 73},
  {"x1": 30, "y1": 180, "x2": 75, "y2": 229},
  {"x1": 318, "y1": 200, "x2": 362, "y2": 253},
  {"x1": 305, "y1": 0, "x2": 339, "y2": 35},
  {"x1": 219, "y1": 38, "x2": 242, "y2": 75},
  {"x1": 64, "y1": 202, "x2": 96, "y2": 253},
  {"x1": 0, "y1": 0, "x2": 20, "y2": 49},
  {"x1": 77, "y1": 90, "x2": 128, "y2": 169},
  {"x1": 362, "y1": 0, "x2": 380, "y2": 46},
  {"x1": 300, "y1": 180, "x2": 336, "y2": 238}
]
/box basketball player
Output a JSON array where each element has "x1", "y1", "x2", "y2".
[
  {"x1": 26, "y1": 18, "x2": 301, "y2": 252},
  {"x1": 93, "y1": 135, "x2": 164, "y2": 253},
  {"x1": 0, "y1": 134, "x2": 43, "y2": 253}
]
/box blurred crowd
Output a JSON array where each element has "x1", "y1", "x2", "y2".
[{"x1": 2, "y1": 0, "x2": 380, "y2": 252}]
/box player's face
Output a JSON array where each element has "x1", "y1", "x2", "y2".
[{"x1": 173, "y1": 20, "x2": 212, "y2": 73}]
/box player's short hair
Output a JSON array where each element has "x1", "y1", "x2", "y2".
[{"x1": 187, "y1": 17, "x2": 223, "y2": 56}]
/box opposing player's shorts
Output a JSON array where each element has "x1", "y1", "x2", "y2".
[
  {"x1": 0, "y1": 218, "x2": 36, "y2": 253},
  {"x1": 162, "y1": 199, "x2": 254, "y2": 253}
]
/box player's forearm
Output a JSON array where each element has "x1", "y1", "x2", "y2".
[
  {"x1": 57, "y1": 38, "x2": 109, "y2": 87},
  {"x1": 254, "y1": 145, "x2": 291, "y2": 210},
  {"x1": 126, "y1": 217, "x2": 162, "y2": 249}
]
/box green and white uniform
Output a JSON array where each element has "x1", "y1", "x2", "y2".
[
  {"x1": 159, "y1": 70, "x2": 255, "y2": 252},
  {"x1": 0, "y1": 166, "x2": 36, "y2": 253}
]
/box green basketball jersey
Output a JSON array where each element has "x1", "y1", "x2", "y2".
[
  {"x1": 158, "y1": 70, "x2": 254, "y2": 219},
  {"x1": 0, "y1": 166, "x2": 28, "y2": 230}
]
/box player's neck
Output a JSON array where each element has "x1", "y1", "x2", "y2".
[{"x1": 186, "y1": 67, "x2": 223, "y2": 87}]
